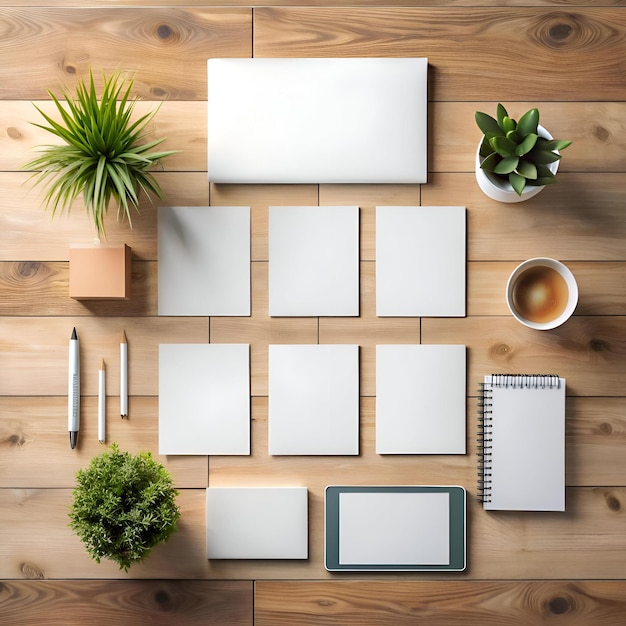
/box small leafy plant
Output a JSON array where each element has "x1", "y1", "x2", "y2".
[
  {"x1": 23, "y1": 69, "x2": 175, "y2": 239},
  {"x1": 69, "y1": 443, "x2": 180, "y2": 571},
  {"x1": 475, "y1": 103, "x2": 572, "y2": 196}
]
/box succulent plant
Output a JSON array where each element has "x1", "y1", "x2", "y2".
[{"x1": 475, "y1": 103, "x2": 572, "y2": 196}]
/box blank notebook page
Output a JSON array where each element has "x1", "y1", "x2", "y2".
[{"x1": 484, "y1": 375, "x2": 565, "y2": 511}]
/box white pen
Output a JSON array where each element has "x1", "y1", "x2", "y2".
[
  {"x1": 98, "y1": 359, "x2": 106, "y2": 444},
  {"x1": 120, "y1": 330, "x2": 128, "y2": 418},
  {"x1": 68, "y1": 327, "x2": 80, "y2": 449}
]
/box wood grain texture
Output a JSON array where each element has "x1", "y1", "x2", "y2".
[
  {"x1": 0, "y1": 8, "x2": 251, "y2": 100},
  {"x1": 0, "y1": 580, "x2": 252, "y2": 626},
  {"x1": 423, "y1": 316, "x2": 626, "y2": 397},
  {"x1": 0, "y1": 172, "x2": 208, "y2": 262},
  {"x1": 4, "y1": 486, "x2": 626, "y2": 581},
  {"x1": 2, "y1": 0, "x2": 622, "y2": 7},
  {"x1": 424, "y1": 173, "x2": 626, "y2": 261},
  {"x1": 255, "y1": 580, "x2": 626, "y2": 626},
  {"x1": 0, "y1": 397, "x2": 207, "y2": 489},
  {"x1": 254, "y1": 8, "x2": 626, "y2": 101},
  {"x1": 0, "y1": 317, "x2": 208, "y2": 396},
  {"x1": 2, "y1": 100, "x2": 206, "y2": 172}
]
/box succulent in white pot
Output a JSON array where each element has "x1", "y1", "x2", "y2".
[{"x1": 475, "y1": 103, "x2": 572, "y2": 203}]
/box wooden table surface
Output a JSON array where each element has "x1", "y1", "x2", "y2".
[{"x1": 1, "y1": 1, "x2": 626, "y2": 624}]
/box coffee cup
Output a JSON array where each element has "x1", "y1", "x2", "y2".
[{"x1": 506, "y1": 258, "x2": 578, "y2": 330}]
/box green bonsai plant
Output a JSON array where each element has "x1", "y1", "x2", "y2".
[
  {"x1": 23, "y1": 69, "x2": 175, "y2": 240},
  {"x1": 69, "y1": 443, "x2": 180, "y2": 571},
  {"x1": 475, "y1": 103, "x2": 572, "y2": 196}
]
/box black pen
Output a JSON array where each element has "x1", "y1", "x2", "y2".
[{"x1": 68, "y1": 327, "x2": 80, "y2": 449}]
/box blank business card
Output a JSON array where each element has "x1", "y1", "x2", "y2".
[
  {"x1": 376, "y1": 206, "x2": 466, "y2": 317},
  {"x1": 158, "y1": 206, "x2": 250, "y2": 316},
  {"x1": 206, "y1": 487, "x2": 308, "y2": 559},
  {"x1": 269, "y1": 206, "x2": 359, "y2": 317},
  {"x1": 268, "y1": 344, "x2": 360, "y2": 455},
  {"x1": 376, "y1": 344, "x2": 466, "y2": 454},
  {"x1": 159, "y1": 343, "x2": 250, "y2": 455}
]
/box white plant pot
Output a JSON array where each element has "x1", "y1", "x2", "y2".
[{"x1": 475, "y1": 124, "x2": 560, "y2": 203}]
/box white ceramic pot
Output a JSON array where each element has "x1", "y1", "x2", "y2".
[{"x1": 475, "y1": 125, "x2": 560, "y2": 203}]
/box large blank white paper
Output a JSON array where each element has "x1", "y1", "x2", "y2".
[
  {"x1": 376, "y1": 344, "x2": 466, "y2": 454},
  {"x1": 339, "y1": 491, "x2": 450, "y2": 565},
  {"x1": 269, "y1": 344, "x2": 359, "y2": 455},
  {"x1": 376, "y1": 206, "x2": 466, "y2": 317},
  {"x1": 206, "y1": 487, "x2": 308, "y2": 559},
  {"x1": 269, "y1": 206, "x2": 359, "y2": 316},
  {"x1": 207, "y1": 58, "x2": 428, "y2": 183},
  {"x1": 158, "y1": 206, "x2": 250, "y2": 316},
  {"x1": 159, "y1": 343, "x2": 250, "y2": 455}
]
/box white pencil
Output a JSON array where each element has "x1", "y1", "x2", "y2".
[
  {"x1": 120, "y1": 330, "x2": 128, "y2": 418},
  {"x1": 98, "y1": 359, "x2": 106, "y2": 444}
]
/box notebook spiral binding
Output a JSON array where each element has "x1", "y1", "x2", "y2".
[
  {"x1": 476, "y1": 381, "x2": 493, "y2": 503},
  {"x1": 491, "y1": 374, "x2": 561, "y2": 389},
  {"x1": 477, "y1": 374, "x2": 561, "y2": 502}
]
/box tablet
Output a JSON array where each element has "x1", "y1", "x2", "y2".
[{"x1": 325, "y1": 485, "x2": 466, "y2": 572}]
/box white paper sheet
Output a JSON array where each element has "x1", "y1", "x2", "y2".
[
  {"x1": 159, "y1": 343, "x2": 250, "y2": 455},
  {"x1": 376, "y1": 206, "x2": 466, "y2": 317},
  {"x1": 269, "y1": 206, "x2": 359, "y2": 317},
  {"x1": 158, "y1": 206, "x2": 250, "y2": 316},
  {"x1": 376, "y1": 344, "x2": 466, "y2": 454},
  {"x1": 268, "y1": 344, "x2": 359, "y2": 455}
]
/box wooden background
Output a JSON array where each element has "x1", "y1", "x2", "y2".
[{"x1": 1, "y1": 0, "x2": 626, "y2": 624}]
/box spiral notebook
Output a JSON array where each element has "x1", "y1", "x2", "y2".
[{"x1": 478, "y1": 374, "x2": 566, "y2": 511}]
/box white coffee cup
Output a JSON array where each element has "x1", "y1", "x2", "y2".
[{"x1": 506, "y1": 258, "x2": 578, "y2": 330}]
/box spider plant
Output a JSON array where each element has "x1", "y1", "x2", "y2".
[
  {"x1": 475, "y1": 103, "x2": 572, "y2": 196},
  {"x1": 23, "y1": 69, "x2": 175, "y2": 239}
]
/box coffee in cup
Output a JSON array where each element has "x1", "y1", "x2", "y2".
[{"x1": 506, "y1": 258, "x2": 578, "y2": 330}]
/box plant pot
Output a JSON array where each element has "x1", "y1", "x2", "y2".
[
  {"x1": 475, "y1": 125, "x2": 559, "y2": 203},
  {"x1": 69, "y1": 243, "x2": 132, "y2": 300}
]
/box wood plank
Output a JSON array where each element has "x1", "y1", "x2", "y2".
[
  {"x1": 0, "y1": 316, "x2": 208, "y2": 396},
  {"x1": 0, "y1": 172, "x2": 207, "y2": 262},
  {"x1": 423, "y1": 173, "x2": 626, "y2": 262},
  {"x1": 1, "y1": 100, "x2": 206, "y2": 172},
  {"x1": 422, "y1": 316, "x2": 626, "y2": 397},
  {"x1": 567, "y1": 397, "x2": 626, "y2": 487},
  {"x1": 3, "y1": 486, "x2": 626, "y2": 580},
  {"x1": 0, "y1": 580, "x2": 253, "y2": 626},
  {"x1": 433, "y1": 102, "x2": 626, "y2": 175},
  {"x1": 0, "y1": 396, "x2": 207, "y2": 489},
  {"x1": 0, "y1": 489, "x2": 211, "y2": 579},
  {"x1": 0, "y1": 8, "x2": 252, "y2": 100},
  {"x1": 6, "y1": 98, "x2": 624, "y2": 176},
  {"x1": 469, "y1": 261, "x2": 626, "y2": 317},
  {"x1": 0, "y1": 261, "x2": 157, "y2": 316},
  {"x1": 255, "y1": 580, "x2": 626, "y2": 626},
  {"x1": 254, "y1": 8, "x2": 626, "y2": 101},
  {"x1": 2, "y1": 0, "x2": 621, "y2": 7}
]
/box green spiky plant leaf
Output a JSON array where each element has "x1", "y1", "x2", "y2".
[
  {"x1": 475, "y1": 103, "x2": 572, "y2": 196},
  {"x1": 68, "y1": 443, "x2": 180, "y2": 572},
  {"x1": 23, "y1": 69, "x2": 176, "y2": 239}
]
